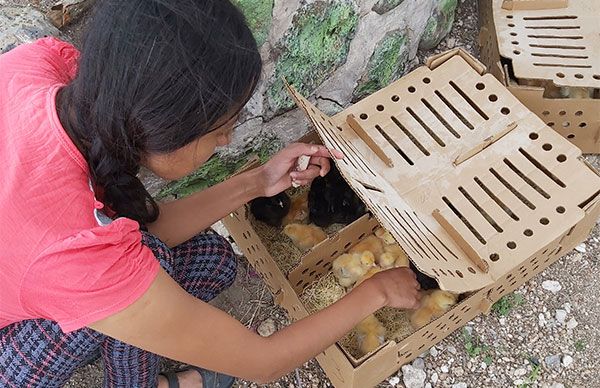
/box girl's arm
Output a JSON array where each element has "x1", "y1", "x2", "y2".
[
  {"x1": 89, "y1": 267, "x2": 421, "y2": 383},
  {"x1": 147, "y1": 143, "x2": 338, "y2": 247}
]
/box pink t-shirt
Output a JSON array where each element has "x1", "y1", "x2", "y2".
[{"x1": 0, "y1": 38, "x2": 160, "y2": 333}]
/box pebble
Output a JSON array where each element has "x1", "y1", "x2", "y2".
[
  {"x1": 446, "y1": 37, "x2": 456, "y2": 48},
  {"x1": 257, "y1": 318, "x2": 277, "y2": 337},
  {"x1": 440, "y1": 365, "x2": 449, "y2": 373},
  {"x1": 401, "y1": 365, "x2": 426, "y2": 388},
  {"x1": 413, "y1": 358, "x2": 425, "y2": 370},
  {"x1": 566, "y1": 317, "x2": 578, "y2": 329},
  {"x1": 425, "y1": 384, "x2": 432, "y2": 388},
  {"x1": 575, "y1": 243, "x2": 586, "y2": 253},
  {"x1": 545, "y1": 355, "x2": 561, "y2": 369},
  {"x1": 542, "y1": 280, "x2": 562, "y2": 293},
  {"x1": 447, "y1": 346, "x2": 457, "y2": 354},
  {"x1": 539, "y1": 313, "x2": 547, "y2": 327},
  {"x1": 388, "y1": 376, "x2": 400, "y2": 386},
  {"x1": 562, "y1": 355, "x2": 573, "y2": 367},
  {"x1": 514, "y1": 368, "x2": 527, "y2": 377},
  {"x1": 514, "y1": 379, "x2": 524, "y2": 385},
  {"x1": 452, "y1": 367, "x2": 464, "y2": 377},
  {"x1": 452, "y1": 383, "x2": 467, "y2": 388},
  {"x1": 555, "y1": 309, "x2": 567, "y2": 324},
  {"x1": 429, "y1": 346, "x2": 438, "y2": 357},
  {"x1": 549, "y1": 383, "x2": 565, "y2": 388},
  {"x1": 562, "y1": 303, "x2": 571, "y2": 313},
  {"x1": 499, "y1": 317, "x2": 506, "y2": 325},
  {"x1": 431, "y1": 372, "x2": 439, "y2": 384}
]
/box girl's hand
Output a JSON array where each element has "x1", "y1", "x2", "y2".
[
  {"x1": 258, "y1": 143, "x2": 344, "y2": 197},
  {"x1": 365, "y1": 267, "x2": 422, "y2": 310}
]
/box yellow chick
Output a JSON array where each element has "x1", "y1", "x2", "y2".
[
  {"x1": 354, "y1": 265, "x2": 383, "y2": 288},
  {"x1": 410, "y1": 290, "x2": 458, "y2": 329},
  {"x1": 355, "y1": 314, "x2": 386, "y2": 356},
  {"x1": 349, "y1": 235, "x2": 384, "y2": 257},
  {"x1": 378, "y1": 243, "x2": 409, "y2": 269},
  {"x1": 283, "y1": 191, "x2": 309, "y2": 225},
  {"x1": 283, "y1": 223, "x2": 327, "y2": 250},
  {"x1": 333, "y1": 251, "x2": 376, "y2": 288},
  {"x1": 374, "y1": 227, "x2": 396, "y2": 245}
]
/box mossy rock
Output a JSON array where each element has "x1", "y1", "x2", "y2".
[
  {"x1": 157, "y1": 135, "x2": 282, "y2": 199},
  {"x1": 371, "y1": 0, "x2": 406, "y2": 15},
  {"x1": 419, "y1": 0, "x2": 458, "y2": 51},
  {"x1": 232, "y1": 0, "x2": 274, "y2": 47},
  {"x1": 353, "y1": 29, "x2": 410, "y2": 101},
  {"x1": 265, "y1": 1, "x2": 359, "y2": 117}
]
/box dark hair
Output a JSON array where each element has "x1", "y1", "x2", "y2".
[{"x1": 58, "y1": 0, "x2": 262, "y2": 225}]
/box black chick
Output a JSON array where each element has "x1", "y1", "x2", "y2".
[
  {"x1": 410, "y1": 262, "x2": 439, "y2": 290},
  {"x1": 308, "y1": 164, "x2": 366, "y2": 228},
  {"x1": 250, "y1": 192, "x2": 291, "y2": 227}
]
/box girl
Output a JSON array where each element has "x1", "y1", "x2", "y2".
[{"x1": 0, "y1": 1, "x2": 421, "y2": 387}]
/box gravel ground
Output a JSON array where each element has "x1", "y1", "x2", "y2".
[{"x1": 3, "y1": 0, "x2": 599, "y2": 387}]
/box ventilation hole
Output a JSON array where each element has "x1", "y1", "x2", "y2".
[
  {"x1": 360, "y1": 113, "x2": 368, "y2": 120},
  {"x1": 540, "y1": 217, "x2": 550, "y2": 225},
  {"x1": 579, "y1": 122, "x2": 587, "y2": 128},
  {"x1": 557, "y1": 154, "x2": 567, "y2": 162},
  {"x1": 423, "y1": 77, "x2": 431, "y2": 84},
  {"x1": 376, "y1": 105, "x2": 384, "y2": 112},
  {"x1": 524, "y1": 229, "x2": 534, "y2": 237},
  {"x1": 594, "y1": 75, "x2": 600, "y2": 80},
  {"x1": 309, "y1": 270, "x2": 316, "y2": 277},
  {"x1": 542, "y1": 143, "x2": 552, "y2": 151},
  {"x1": 529, "y1": 132, "x2": 539, "y2": 140},
  {"x1": 456, "y1": 270, "x2": 464, "y2": 278},
  {"x1": 567, "y1": 134, "x2": 575, "y2": 139},
  {"x1": 557, "y1": 72, "x2": 565, "y2": 78},
  {"x1": 548, "y1": 122, "x2": 555, "y2": 127},
  {"x1": 559, "y1": 110, "x2": 566, "y2": 116},
  {"x1": 501, "y1": 107, "x2": 510, "y2": 115},
  {"x1": 575, "y1": 111, "x2": 583, "y2": 116},
  {"x1": 542, "y1": 111, "x2": 550, "y2": 116},
  {"x1": 331, "y1": 250, "x2": 339, "y2": 257},
  {"x1": 507, "y1": 15, "x2": 513, "y2": 19},
  {"x1": 507, "y1": 241, "x2": 517, "y2": 249},
  {"x1": 468, "y1": 267, "x2": 476, "y2": 274},
  {"x1": 408, "y1": 86, "x2": 416, "y2": 93},
  {"x1": 575, "y1": 73, "x2": 583, "y2": 79},
  {"x1": 562, "y1": 121, "x2": 570, "y2": 128},
  {"x1": 344, "y1": 242, "x2": 352, "y2": 249},
  {"x1": 315, "y1": 259, "x2": 324, "y2": 266},
  {"x1": 508, "y1": 23, "x2": 515, "y2": 27},
  {"x1": 556, "y1": 206, "x2": 566, "y2": 214},
  {"x1": 391, "y1": 95, "x2": 400, "y2": 102},
  {"x1": 476, "y1": 83, "x2": 485, "y2": 90},
  {"x1": 489, "y1": 94, "x2": 498, "y2": 102},
  {"x1": 490, "y1": 253, "x2": 500, "y2": 262},
  {"x1": 513, "y1": 50, "x2": 521, "y2": 55},
  {"x1": 511, "y1": 41, "x2": 519, "y2": 44},
  {"x1": 510, "y1": 32, "x2": 517, "y2": 36},
  {"x1": 302, "y1": 268, "x2": 309, "y2": 274}
]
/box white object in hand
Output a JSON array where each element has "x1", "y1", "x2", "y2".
[{"x1": 291, "y1": 155, "x2": 311, "y2": 188}]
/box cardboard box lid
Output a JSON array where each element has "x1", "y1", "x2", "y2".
[
  {"x1": 285, "y1": 49, "x2": 600, "y2": 293},
  {"x1": 491, "y1": 0, "x2": 600, "y2": 88}
]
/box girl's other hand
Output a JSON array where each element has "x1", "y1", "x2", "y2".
[{"x1": 258, "y1": 143, "x2": 343, "y2": 197}]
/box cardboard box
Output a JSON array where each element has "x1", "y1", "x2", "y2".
[
  {"x1": 222, "y1": 49, "x2": 600, "y2": 387},
  {"x1": 478, "y1": 0, "x2": 600, "y2": 154}
]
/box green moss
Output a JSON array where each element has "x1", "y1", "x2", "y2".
[
  {"x1": 353, "y1": 30, "x2": 409, "y2": 100},
  {"x1": 232, "y1": 0, "x2": 274, "y2": 46},
  {"x1": 419, "y1": 0, "x2": 458, "y2": 50},
  {"x1": 265, "y1": 1, "x2": 359, "y2": 116},
  {"x1": 156, "y1": 136, "x2": 282, "y2": 199},
  {"x1": 371, "y1": 0, "x2": 406, "y2": 15}
]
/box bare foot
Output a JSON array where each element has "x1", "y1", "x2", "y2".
[{"x1": 157, "y1": 369, "x2": 203, "y2": 388}]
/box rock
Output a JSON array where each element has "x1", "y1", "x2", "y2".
[
  {"x1": 413, "y1": 358, "x2": 425, "y2": 370},
  {"x1": 549, "y1": 383, "x2": 565, "y2": 388},
  {"x1": 0, "y1": 7, "x2": 61, "y2": 54},
  {"x1": 372, "y1": 0, "x2": 406, "y2": 15},
  {"x1": 257, "y1": 318, "x2": 277, "y2": 337},
  {"x1": 266, "y1": 1, "x2": 359, "y2": 116},
  {"x1": 401, "y1": 365, "x2": 427, "y2": 388},
  {"x1": 388, "y1": 376, "x2": 401, "y2": 386},
  {"x1": 232, "y1": 0, "x2": 274, "y2": 46},
  {"x1": 425, "y1": 384, "x2": 432, "y2": 388},
  {"x1": 452, "y1": 383, "x2": 467, "y2": 388},
  {"x1": 452, "y1": 367, "x2": 464, "y2": 377},
  {"x1": 566, "y1": 317, "x2": 578, "y2": 329},
  {"x1": 419, "y1": 0, "x2": 459, "y2": 50},
  {"x1": 514, "y1": 368, "x2": 527, "y2": 377},
  {"x1": 353, "y1": 29, "x2": 410, "y2": 101},
  {"x1": 575, "y1": 243, "x2": 586, "y2": 253},
  {"x1": 429, "y1": 346, "x2": 439, "y2": 357},
  {"x1": 499, "y1": 317, "x2": 506, "y2": 325},
  {"x1": 562, "y1": 303, "x2": 571, "y2": 313},
  {"x1": 545, "y1": 355, "x2": 561, "y2": 369},
  {"x1": 555, "y1": 309, "x2": 567, "y2": 324},
  {"x1": 513, "y1": 379, "x2": 524, "y2": 385},
  {"x1": 542, "y1": 280, "x2": 562, "y2": 293},
  {"x1": 431, "y1": 372, "x2": 439, "y2": 384},
  {"x1": 562, "y1": 355, "x2": 573, "y2": 367},
  {"x1": 440, "y1": 365, "x2": 449, "y2": 373},
  {"x1": 447, "y1": 345, "x2": 457, "y2": 354},
  {"x1": 446, "y1": 37, "x2": 456, "y2": 48},
  {"x1": 539, "y1": 313, "x2": 547, "y2": 327},
  {"x1": 463, "y1": 326, "x2": 473, "y2": 336}
]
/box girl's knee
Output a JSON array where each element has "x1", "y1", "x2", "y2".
[{"x1": 203, "y1": 233, "x2": 237, "y2": 289}]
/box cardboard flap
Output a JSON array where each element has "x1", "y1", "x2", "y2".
[
  {"x1": 491, "y1": 0, "x2": 600, "y2": 89},
  {"x1": 426, "y1": 48, "x2": 486, "y2": 75},
  {"x1": 285, "y1": 50, "x2": 600, "y2": 293}
]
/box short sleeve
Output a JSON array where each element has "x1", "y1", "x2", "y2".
[{"x1": 20, "y1": 218, "x2": 160, "y2": 333}]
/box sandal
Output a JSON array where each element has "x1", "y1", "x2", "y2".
[{"x1": 159, "y1": 366, "x2": 235, "y2": 388}]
